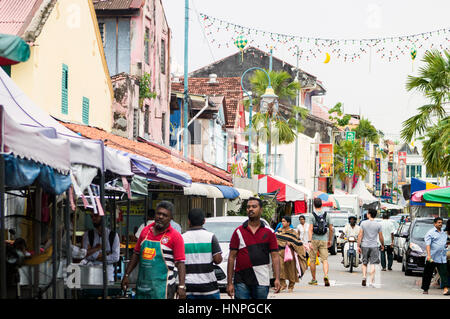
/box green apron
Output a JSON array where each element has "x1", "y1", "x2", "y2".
[{"x1": 136, "y1": 230, "x2": 169, "y2": 299}]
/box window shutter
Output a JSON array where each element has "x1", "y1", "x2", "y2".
[
  {"x1": 82, "y1": 97, "x2": 89, "y2": 124},
  {"x1": 61, "y1": 64, "x2": 68, "y2": 114}
]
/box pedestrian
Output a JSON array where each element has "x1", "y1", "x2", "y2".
[
  {"x1": 121, "y1": 201, "x2": 186, "y2": 299},
  {"x1": 357, "y1": 209, "x2": 384, "y2": 287},
  {"x1": 276, "y1": 216, "x2": 307, "y2": 292},
  {"x1": 421, "y1": 217, "x2": 449, "y2": 295},
  {"x1": 296, "y1": 215, "x2": 309, "y2": 246},
  {"x1": 81, "y1": 209, "x2": 120, "y2": 282},
  {"x1": 308, "y1": 198, "x2": 334, "y2": 286},
  {"x1": 183, "y1": 208, "x2": 223, "y2": 299},
  {"x1": 380, "y1": 212, "x2": 395, "y2": 271},
  {"x1": 227, "y1": 197, "x2": 281, "y2": 299}
]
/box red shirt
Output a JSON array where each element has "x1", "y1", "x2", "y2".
[
  {"x1": 134, "y1": 222, "x2": 185, "y2": 262},
  {"x1": 229, "y1": 220, "x2": 278, "y2": 286}
]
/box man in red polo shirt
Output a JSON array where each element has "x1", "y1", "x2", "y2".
[
  {"x1": 121, "y1": 201, "x2": 186, "y2": 299},
  {"x1": 227, "y1": 197, "x2": 281, "y2": 299}
]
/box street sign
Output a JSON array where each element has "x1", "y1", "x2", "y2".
[{"x1": 345, "y1": 131, "x2": 355, "y2": 176}]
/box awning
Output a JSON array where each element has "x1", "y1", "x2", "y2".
[
  {"x1": 380, "y1": 202, "x2": 405, "y2": 210},
  {"x1": 183, "y1": 182, "x2": 209, "y2": 197},
  {"x1": 0, "y1": 34, "x2": 30, "y2": 65},
  {"x1": 3, "y1": 153, "x2": 71, "y2": 195},
  {"x1": 351, "y1": 177, "x2": 378, "y2": 204},
  {"x1": 1, "y1": 106, "x2": 71, "y2": 174},
  {"x1": 183, "y1": 182, "x2": 224, "y2": 198},
  {"x1": 235, "y1": 188, "x2": 254, "y2": 200},
  {"x1": 0, "y1": 66, "x2": 133, "y2": 176},
  {"x1": 129, "y1": 153, "x2": 192, "y2": 188},
  {"x1": 213, "y1": 185, "x2": 239, "y2": 199},
  {"x1": 258, "y1": 174, "x2": 312, "y2": 202}
]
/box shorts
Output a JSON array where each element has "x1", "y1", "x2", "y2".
[
  {"x1": 361, "y1": 247, "x2": 380, "y2": 265},
  {"x1": 310, "y1": 240, "x2": 328, "y2": 263}
]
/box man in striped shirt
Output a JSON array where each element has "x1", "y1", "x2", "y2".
[{"x1": 183, "y1": 208, "x2": 223, "y2": 299}]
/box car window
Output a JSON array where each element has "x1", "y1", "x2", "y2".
[
  {"x1": 203, "y1": 222, "x2": 242, "y2": 242},
  {"x1": 331, "y1": 217, "x2": 348, "y2": 227},
  {"x1": 411, "y1": 222, "x2": 434, "y2": 240}
]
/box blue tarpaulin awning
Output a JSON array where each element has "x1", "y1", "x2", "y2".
[
  {"x1": 213, "y1": 184, "x2": 240, "y2": 199},
  {"x1": 4, "y1": 153, "x2": 71, "y2": 195}
]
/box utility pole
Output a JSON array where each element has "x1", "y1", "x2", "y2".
[
  {"x1": 267, "y1": 47, "x2": 273, "y2": 175},
  {"x1": 183, "y1": 0, "x2": 189, "y2": 158}
]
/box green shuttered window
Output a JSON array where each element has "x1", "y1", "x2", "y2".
[
  {"x1": 61, "y1": 64, "x2": 68, "y2": 114},
  {"x1": 82, "y1": 97, "x2": 89, "y2": 125}
]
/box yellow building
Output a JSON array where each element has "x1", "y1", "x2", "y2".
[{"x1": 1, "y1": 0, "x2": 113, "y2": 131}]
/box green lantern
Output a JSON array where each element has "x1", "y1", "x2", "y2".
[
  {"x1": 234, "y1": 35, "x2": 248, "y2": 61},
  {"x1": 410, "y1": 47, "x2": 417, "y2": 60}
]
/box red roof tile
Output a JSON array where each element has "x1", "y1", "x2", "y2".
[
  {"x1": 171, "y1": 77, "x2": 243, "y2": 128},
  {"x1": 92, "y1": 0, "x2": 143, "y2": 10},
  {"x1": 0, "y1": 0, "x2": 41, "y2": 35},
  {"x1": 60, "y1": 122, "x2": 232, "y2": 186}
]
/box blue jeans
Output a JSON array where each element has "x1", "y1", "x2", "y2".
[
  {"x1": 234, "y1": 283, "x2": 269, "y2": 299},
  {"x1": 186, "y1": 292, "x2": 220, "y2": 299}
]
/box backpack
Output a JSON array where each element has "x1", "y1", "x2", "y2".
[
  {"x1": 312, "y1": 212, "x2": 328, "y2": 235},
  {"x1": 88, "y1": 229, "x2": 117, "y2": 252}
]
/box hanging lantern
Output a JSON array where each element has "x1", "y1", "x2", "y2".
[
  {"x1": 410, "y1": 47, "x2": 417, "y2": 60},
  {"x1": 234, "y1": 34, "x2": 248, "y2": 62}
]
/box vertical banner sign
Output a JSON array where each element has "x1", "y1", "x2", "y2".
[
  {"x1": 319, "y1": 144, "x2": 333, "y2": 177},
  {"x1": 375, "y1": 158, "x2": 381, "y2": 195},
  {"x1": 345, "y1": 131, "x2": 355, "y2": 176},
  {"x1": 398, "y1": 151, "x2": 407, "y2": 185}
]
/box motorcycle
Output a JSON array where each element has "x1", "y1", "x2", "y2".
[{"x1": 343, "y1": 236, "x2": 360, "y2": 273}]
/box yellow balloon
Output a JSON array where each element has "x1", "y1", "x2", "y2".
[{"x1": 324, "y1": 52, "x2": 331, "y2": 64}]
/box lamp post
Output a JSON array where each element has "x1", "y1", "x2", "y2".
[{"x1": 240, "y1": 67, "x2": 278, "y2": 178}]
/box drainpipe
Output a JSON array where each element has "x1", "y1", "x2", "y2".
[{"x1": 177, "y1": 96, "x2": 209, "y2": 151}]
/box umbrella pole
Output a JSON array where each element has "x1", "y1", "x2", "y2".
[
  {"x1": 0, "y1": 154, "x2": 6, "y2": 298},
  {"x1": 126, "y1": 197, "x2": 130, "y2": 261},
  {"x1": 100, "y1": 171, "x2": 108, "y2": 299},
  {"x1": 64, "y1": 189, "x2": 72, "y2": 299},
  {"x1": 51, "y1": 194, "x2": 57, "y2": 299}
]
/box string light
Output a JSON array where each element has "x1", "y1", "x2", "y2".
[{"x1": 199, "y1": 13, "x2": 449, "y2": 63}]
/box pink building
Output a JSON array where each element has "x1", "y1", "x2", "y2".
[{"x1": 94, "y1": 0, "x2": 171, "y2": 145}]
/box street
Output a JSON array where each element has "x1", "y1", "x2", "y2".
[{"x1": 222, "y1": 253, "x2": 448, "y2": 299}]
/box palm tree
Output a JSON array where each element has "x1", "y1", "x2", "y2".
[
  {"x1": 354, "y1": 117, "x2": 380, "y2": 146},
  {"x1": 420, "y1": 116, "x2": 450, "y2": 179},
  {"x1": 247, "y1": 69, "x2": 308, "y2": 171},
  {"x1": 334, "y1": 140, "x2": 376, "y2": 192},
  {"x1": 401, "y1": 50, "x2": 450, "y2": 142}
]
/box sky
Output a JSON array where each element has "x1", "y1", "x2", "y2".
[{"x1": 161, "y1": 0, "x2": 450, "y2": 143}]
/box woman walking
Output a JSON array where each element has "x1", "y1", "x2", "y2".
[{"x1": 276, "y1": 216, "x2": 308, "y2": 292}]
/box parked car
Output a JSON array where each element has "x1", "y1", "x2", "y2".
[
  {"x1": 203, "y1": 216, "x2": 273, "y2": 291},
  {"x1": 291, "y1": 213, "x2": 339, "y2": 255},
  {"x1": 402, "y1": 217, "x2": 448, "y2": 276},
  {"x1": 393, "y1": 222, "x2": 411, "y2": 262}
]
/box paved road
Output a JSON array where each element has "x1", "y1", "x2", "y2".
[{"x1": 222, "y1": 253, "x2": 448, "y2": 299}]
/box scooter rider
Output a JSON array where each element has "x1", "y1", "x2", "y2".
[{"x1": 340, "y1": 216, "x2": 360, "y2": 263}]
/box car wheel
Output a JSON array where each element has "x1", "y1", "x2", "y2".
[{"x1": 403, "y1": 254, "x2": 413, "y2": 276}]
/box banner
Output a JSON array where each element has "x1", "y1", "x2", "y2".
[
  {"x1": 398, "y1": 151, "x2": 407, "y2": 185},
  {"x1": 319, "y1": 144, "x2": 333, "y2": 177},
  {"x1": 375, "y1": 158, "x2": 381, "y2": 195},
  {"x1": 345, "y1": 132, "x2": 355, "y2": 176}
]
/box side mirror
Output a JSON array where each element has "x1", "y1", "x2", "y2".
[
  {"x1": 339, "y1": 230, "x2": 343, "y2": 233},
  {"x1": 394, "y1": 234, "x2": 399, "y2": 237},
  {"x1": 401, "y1": 234, "x2": 409, "y2": 239}
]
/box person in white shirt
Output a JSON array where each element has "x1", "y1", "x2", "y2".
[
  {"x1": 340, "y1": 215, "x2": 360, "y2": 262},
  {"x1": 82, "y1": 212, "x2": 120, "y2": 282},
  {"x1": 296, "y1": 215, "x2": 309, "y2": 249},
  {"x1": 379, "y1": 213, "x2": 395, "y2": 271}
]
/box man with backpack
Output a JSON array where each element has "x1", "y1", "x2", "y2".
[
  {"x1": 308, "y1": 198, "x2": 334, "y2": 286},
  {"x1": 82, "y1": 210, "x2": 120, "y2": 282}
]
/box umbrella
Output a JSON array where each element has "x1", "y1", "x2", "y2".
[
  {"x1": 411, "y1": 186, "x2": 449, "y2": 203},
  {"x1": 0, "y1": 34, "x2": 30, "y2": 65},
  {"x1": 422, "y1": 187, "x2": 450, "y2": 204}
]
